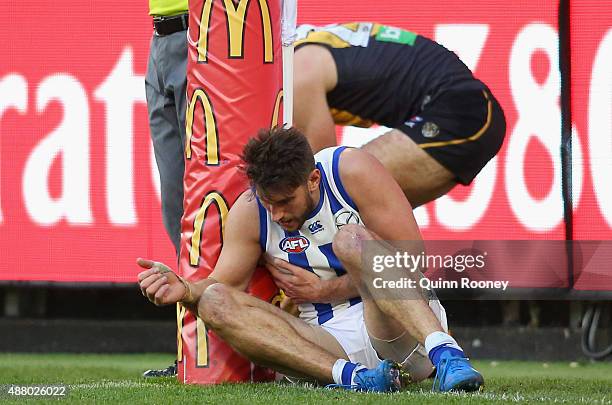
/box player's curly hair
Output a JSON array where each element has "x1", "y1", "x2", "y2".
[{"x1": 241, "y1": 126, "x2": 315, "y2": 195}]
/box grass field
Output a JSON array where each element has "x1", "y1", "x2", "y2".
[{"x1": 0, "y1": 354, "x2": 610, "y2": 404}]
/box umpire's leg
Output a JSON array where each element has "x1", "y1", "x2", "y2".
[{"x1": 145, "y1": 30, "x2": 188, "y2": 255}]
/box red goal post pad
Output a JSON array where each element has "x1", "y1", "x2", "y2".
[{"x1": 177, "y1": 0, "x2": 285, "y2": 384}]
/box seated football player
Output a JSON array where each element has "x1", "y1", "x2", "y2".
[
  {"x1": 293, "y1": 22, "x2": 506, "y2": 207},
  {"x1": 138, "y1": 127, "x2": 484, "y2": 392}
]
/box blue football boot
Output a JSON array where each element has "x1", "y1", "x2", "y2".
[
  {"x1": 432, "y1": 351, "x2": 484, "y2": 392},
  {"x1": 327, "y1": 360, "x2": 402, "y2": 392}
]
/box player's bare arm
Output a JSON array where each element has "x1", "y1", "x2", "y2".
[
  {"x1": 137, "y1": 191, "x2": 262, "y2": 310},
  {"x1": 293, "y1": 45, "x2": 338, "y2": 153},
  {"x1": 338, "y1": 147, "x2": 422, "y2": 241},
  {"x1": 206, "y1": 191, "x2": 263, "y2": 290}
]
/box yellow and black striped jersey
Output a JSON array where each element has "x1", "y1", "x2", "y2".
[{"x1": 295, "y1": 22, "x2": 485, "y2": 129}]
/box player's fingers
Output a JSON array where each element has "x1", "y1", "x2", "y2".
[
  {"x1": 273, "y1": 278, "x2": 286, "y2": 290},
  {"x1": 265, "y1": 260, "x2": 281, "y2": 270},
  {"x1": 137, "y1": 269, "x2": 159, "y2": 283},
  {"x1": 145, "y1": 275, "x2": 168, "y2": 301},
  {"x1": 138, "y1": 261, "x2": 175, "y2": 284},
  {"x1": 283, "y1": 286, "x2": 297, "y2": 298},
  {"x1": 139, "y1": 275, "x2": 156, "y2": 296},
  {"x1": 262, "y1": 253, "x2": 274, "y2": 264},
  {"x1": 154, "y1": 284, "x2": 170, "y2": 306},
  {"x1": 273, "y1": 259, "x2": 298, "y2": 275},
  {"x1": 273, "y1": 257, "x2": 296, "y2": 268},
  {"x1": 272, "y1": 257, "x2": 290, "y2": 269},
  {"x1": 272, "y1": 270, "x2": 295, "y2": 284},
  {"x1": 136, "y1": 258, "x2": 155, "y2": 269},
  {"x1": 265, "y1": 263, "x2": 284, "y2": 277},
  {"x1": 267, "y1": 263, "x2": 296, "y2": 280},
  {"x1": 273, "y1": 278, "x2": 290, "y2": 291},
  {"x1": 139, "y1": 272, "x2": 164, "y2": 291},
  {"x1": 152, "y1": 261, "x2": 173, "y2": 274}
]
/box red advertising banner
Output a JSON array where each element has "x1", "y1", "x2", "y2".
[
  {"x1": 0, "y1": 2, "x2": 169, "y2": 283},
  {"x1": 570, "y1": 0, "x2": 612, "y2": 290},
  {"x1": 0, "y1": 1, "x2": 610, "y2": 290}
]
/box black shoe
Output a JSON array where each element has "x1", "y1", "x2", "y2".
[{"x1": 143, "y1": 360, "x2": 177, "y2": 378}]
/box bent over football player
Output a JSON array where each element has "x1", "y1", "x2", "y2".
[
  {"x1": 138, "y1": 127, "x2": 484, "y2": 392},
  {"x1": 293, "y1": 22, "x2": 506, "y2": 207}
]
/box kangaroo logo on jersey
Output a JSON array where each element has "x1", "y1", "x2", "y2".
[
  {"x1": 279, "y1": 236, "x2": 311, "y2": 253},
  {"x1": 334, "y1": 210, "x2": 360, "y2": 229},
  {"x1": 307, "y1": 221, "x2": 324, "y2": 234}
]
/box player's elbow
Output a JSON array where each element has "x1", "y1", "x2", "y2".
[{"x1": 332, "y1": 224, "x2": 370, "y2": 261}]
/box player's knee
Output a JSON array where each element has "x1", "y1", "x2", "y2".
[
  {"x1": 380, "y1": 130, "x2": 406, "y2": 145},
  {"x1": 198, "y1": 283, "x2": 233, "y2": 330},
  {"x1": 332, "y1": 224, "x2": 370, "y2": 261}
]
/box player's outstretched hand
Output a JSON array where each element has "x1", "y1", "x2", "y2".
[{"x1": 137, "y1": 258, "x2": 186, "y2": 306}]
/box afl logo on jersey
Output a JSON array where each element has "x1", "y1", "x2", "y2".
[
  {"x1": 279, "y1": 236, "x2": 311, "y2": 254},
  {"x1": 334, "y1": 210, "x2": 360, "y2": 229}
]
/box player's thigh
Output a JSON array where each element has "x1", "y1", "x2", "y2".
[
  {"x1": 230, "y1": 287, "x2": 348, "y2": 359},
  {"x1": 361, "y1": 129, "x2": 456, "y2": 207}
]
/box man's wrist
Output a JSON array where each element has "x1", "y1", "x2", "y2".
[
  {"x1": 177, "y1": 276, "x2": 197, "y2": 306},
  {"x1": 179, "y1": 276, "x2": 220, "y2": 308},
  {"x1": 317, "y1": 279, "x2": 332, "y2": 302},
  {"x1": 322, "y1": 275, "x2": 358, "y2": 302}
]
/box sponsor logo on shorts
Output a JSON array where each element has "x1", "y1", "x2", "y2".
[
  {"x1": 422, "y1": 121, "x2": 440, "y2": 138},
  {"x1": 404, "y1": 115, "x2": 423, "y2": 128},
  {"x1": 279, "y1": 236, "x2": 310, "y2": 253}
]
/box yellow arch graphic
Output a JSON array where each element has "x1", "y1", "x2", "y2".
[
  {"x1": 185, "y1": 88, "x2": 219, "y2": 165},
  {"x1": 176, "y1": 304, "x2": 209, "y2": 367},
  {"x1": 196, "y1": 316, "x2": 209, "y2": 367},
  {"x1": 271, "y1": 89, "x2": 283, "y2": 128},
  {"x1": 198, "y1": 0, "x2": 273, "y2": 63},
  {"x1": 190, "y1": 191, "x2": 229, "y2": 266},
  {"x1": 176, "y1": 303, "x2": 187, "y2": 361}
]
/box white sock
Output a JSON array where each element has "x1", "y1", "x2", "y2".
[
  {"x1": 424, "y1": 331, "x2": 462, "y2": 354},
  {"x1": 331, "y1": 359, "x2": 366, "y2": 385}
]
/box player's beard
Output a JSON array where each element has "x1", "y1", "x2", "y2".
[{"x1": 290, "y1": 188, "x2": 316, "y2": 231}]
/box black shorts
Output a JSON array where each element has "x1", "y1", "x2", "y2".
[{"x1": 397, "y1": 86, "x2": 506, "y2": 185}]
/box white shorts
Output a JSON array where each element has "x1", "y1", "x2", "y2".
[{"x1": 319, "y1": 303, "x2": 381, "y2": 368}]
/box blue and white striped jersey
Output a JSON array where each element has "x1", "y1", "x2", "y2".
[{"x1": 256, "y1": 146, "x2": 364, "y2": 325}]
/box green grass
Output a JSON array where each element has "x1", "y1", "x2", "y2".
[{"x1": 0, "y1": 354, "x2": 610, "y2": 404}]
